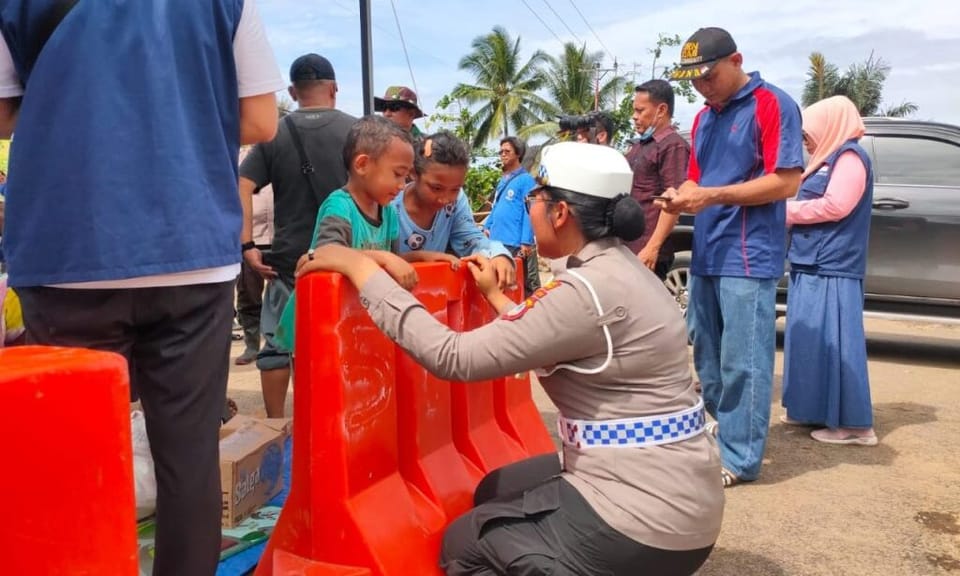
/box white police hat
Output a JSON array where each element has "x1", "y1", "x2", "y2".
[{"x1": 536, "y1": 142, "x2": 633, "y2": 200}]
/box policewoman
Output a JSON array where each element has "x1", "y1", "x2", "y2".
[{"x1": 303, "y1": 142, "x2": 723, "y2": 575}]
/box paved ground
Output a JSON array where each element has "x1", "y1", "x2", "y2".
[{"x1": 226, "y1": 318, "x2": 960, "y2": 576}]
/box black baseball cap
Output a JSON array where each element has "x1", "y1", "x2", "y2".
[
  {"x1": 289, "y1": 53, "x2": 336, "y2": 83},
  {"x1": 671, "y1": 28, "x2": 738, "y2": 81}
]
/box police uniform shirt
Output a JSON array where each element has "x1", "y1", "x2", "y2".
[{"x1": 359, "y1": 237, "x2": 724, "y2": 551}]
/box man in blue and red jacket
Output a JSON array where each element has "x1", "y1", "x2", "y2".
[{"x1": 659, "y1": 27, "x2": 803, "y2": 487}]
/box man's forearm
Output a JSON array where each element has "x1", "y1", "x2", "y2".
[
  {"x1": 703, "y1": 170, "x2": 801, "y2": 207},
  {"x1": 239, "y1": 177, "x2": 257, "y2": 243},
  {"x1": 645, "y1": 211, "x2": 680, "y2": 250}
]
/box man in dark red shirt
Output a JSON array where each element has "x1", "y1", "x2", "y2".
[{"x1": 624, "y1": 79, "x2": 689, "y2": 279}]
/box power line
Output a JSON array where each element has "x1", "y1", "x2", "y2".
[
  {"x1": 566, "y1": 0, "x2": 614, "y2": 63},
  {"x1": 519, "y1": 0, "x2": 565, "y2": 45},
  {"x1": 541, "y1": 0, "x2": 582, "y2": 45},
  {"x1": 387, "y1": 0, "x2": 418, "y2": 96}
]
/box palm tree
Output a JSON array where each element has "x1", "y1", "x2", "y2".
[
  {"x1": 802, "y1": 51, "x2": 917, "y2": 118},
  {"x1": 519, "y1": 43, "x2": 626, "y2": 141},
  {"x1": 453, "y1": 26, "x2": 554, "y2": 148},
  {"x1": 802, "y1": 52, "x2": 841, "y2": 108}
]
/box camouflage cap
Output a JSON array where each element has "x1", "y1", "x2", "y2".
[{"x1": 373, "y1": 86, "x2": 424, "y2": 119}]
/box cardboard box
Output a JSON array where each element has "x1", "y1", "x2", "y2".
[{"x1": 219, "y1": 416, "x2": 287, "y2": 527}]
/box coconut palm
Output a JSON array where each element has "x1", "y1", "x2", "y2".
[
  {"x1": 453, "y1": 26, "x2": 554, "y2": 148},
  {"x1": 802, "y1": 52, "x2": 841, "y2": 107},
  {"x1": 519, "y1": 42, "x2": 627, "y2": 140},
  {"x1": 802, "y1": 51, "x2": 917, "y2": 118}
]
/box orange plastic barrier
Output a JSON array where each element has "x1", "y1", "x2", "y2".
[
  {"x1": 256, "y1": 263, "x2": 555, "y2": 576},
  {"x1": 0, "y1": 346, "x2": 137, "y2": 575}
]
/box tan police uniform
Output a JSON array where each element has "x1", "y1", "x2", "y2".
[{"x1": 358, "y1": 237, "x2": 724, "y2": 573}]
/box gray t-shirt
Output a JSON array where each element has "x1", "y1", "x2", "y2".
[{"x1": 240, "y1": 108, "x2": 357, "y2": 280}]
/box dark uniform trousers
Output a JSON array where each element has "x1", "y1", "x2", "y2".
[
  {"x1": 441, "y1": 453, "x2": 714, "y2": 576},
  {"x1": 19, "y1": 281, "x2": 234, "y2": 576},
  {"x1": 507, "y1": 246, "x2": 542, "y2": 297},
  {"x1": 236, "y1": 251, "x2": 268, "y2": 352}
]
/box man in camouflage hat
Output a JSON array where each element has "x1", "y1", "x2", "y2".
[{"x1": 374, "y1": 85, "x2": 424, "y2": 140}]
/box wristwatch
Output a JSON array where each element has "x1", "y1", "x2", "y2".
[{"x1": 241, "y1": 241, "x2": 256, "y2": 252}]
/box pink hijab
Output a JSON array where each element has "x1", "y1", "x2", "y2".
[{"x1": 801, "y1": 95, "x2": 865, "y2": 179}]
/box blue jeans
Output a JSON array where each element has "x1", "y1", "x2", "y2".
[{"x1": 688, "y1": 275, "x2": 777, "y2": 481}]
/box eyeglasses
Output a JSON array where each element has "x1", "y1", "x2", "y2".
[
  {"x1": 498, "y1": 149, "x2": 515, "y2": 156},
  {"x1": 524, "y1": 194, "x2": 556, "y2": 207},
  {"x1": 383, "y1": 102, "x2": 413, "y2": 112}
]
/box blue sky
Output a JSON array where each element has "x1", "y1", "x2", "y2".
[{"x1": 257, "y1": 0, "x2": 960, "y2": 140}]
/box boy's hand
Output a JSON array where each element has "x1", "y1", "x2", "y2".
[
  {"x1": 429, "y1": 252, "x2": 461, "y2": 270},
  {"x1": 382, "y1": 252, "x2": 419, "y2": 289}
]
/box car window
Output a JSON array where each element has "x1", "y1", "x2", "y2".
[{"x1": 872, "y1": 135, "x2": 960, "y2": 186}]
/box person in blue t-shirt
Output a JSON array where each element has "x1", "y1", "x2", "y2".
[
  {"x1": 659, "y1": 27, "x2": 803, "y2": 488},
  {"x1": 0, "y1": 3, "x2": 284, "y2": 574},
  {"x1": 484, "y1": 136, "x2": 540, "y2": 295},
  {"x1": 394, "y1": 131, "x2": 517, "y2": 290}
]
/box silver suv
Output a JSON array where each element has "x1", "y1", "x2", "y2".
[{"x1": 666, "y1": 118, "x2": 960, "y2": 323}]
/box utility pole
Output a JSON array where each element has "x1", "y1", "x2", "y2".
[
  {"x1": 359, "y1": 0, "x2": 374, "y2": 115},
  {"x1": 591, "y1": 58, "x2": 619, "y2": 111}
]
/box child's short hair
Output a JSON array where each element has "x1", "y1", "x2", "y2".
[
  {"x1": 342, "y1": 115, "x2": 414, "y2": 172},
  {"x1": 414, "y1": 130, "x2": 471, "y2": 175}
]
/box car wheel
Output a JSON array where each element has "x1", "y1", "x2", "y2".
[{"x1": 664, "y1": 251, "x2": 691, "y2": 318}]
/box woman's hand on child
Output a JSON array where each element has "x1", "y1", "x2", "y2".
[
  {"x1": 464, "y1": 255, "x2": 501, "y2": 298},
  {"x1": 490, "y1": 255, "x2": 517, "y2": 291}
]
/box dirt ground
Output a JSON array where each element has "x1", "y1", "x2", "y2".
[{"x1": 226, "y1": 318, "x2": 960, "y2": 576}]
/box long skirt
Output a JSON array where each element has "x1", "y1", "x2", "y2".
[{"x1": 782, "y1": 271, "x2": 873, "y2": 429}]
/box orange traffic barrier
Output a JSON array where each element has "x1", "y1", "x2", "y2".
[
  {"x1": 256, "y1": 263, "x2": 555, "y2": 576},
  {"x1": 0, "y1": 346, "x2": 137, "y2": 576}
]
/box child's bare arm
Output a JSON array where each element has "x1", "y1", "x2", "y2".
[
  {"x1": 365, "y1": 250, "x2": 418, "y2": 289},
  {"x1": 401, "y1": 250, "x2": 461, "y2": 269}
]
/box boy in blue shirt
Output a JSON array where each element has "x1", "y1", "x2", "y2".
[{"x1": 394, "y1": 131, "x2": 516, "y2": 290}]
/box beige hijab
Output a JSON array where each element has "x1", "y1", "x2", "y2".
[{"x1": 802, "y1": 96, "x2": 865, "y2": 179}]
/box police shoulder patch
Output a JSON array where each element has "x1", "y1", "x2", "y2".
[{"x1": 501, "y1": 280, "x2": 562, "y2": 321}]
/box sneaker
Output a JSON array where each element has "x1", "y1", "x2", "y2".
[
  {"x1": 810, "y1": 427, "x2": 878, "y2": 446},
  {"x1": 235, "y1": 348, "x2": 258, "y2": 366}
]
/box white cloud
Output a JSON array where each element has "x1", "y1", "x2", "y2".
[{"x1": 258, "y1": 0, "x2": 960, "y2": 129}]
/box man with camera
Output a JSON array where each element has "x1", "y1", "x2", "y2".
[{"x1": 560, "y1": 111, "x2": 615, "y2": 146}]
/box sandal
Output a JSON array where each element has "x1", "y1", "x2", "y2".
[
  {"x1": 779, "y1": 413, "x2": 816, "y2": 427},
  {"x1": 721, "y1": 468, "x2": 740, "y2": 488}
]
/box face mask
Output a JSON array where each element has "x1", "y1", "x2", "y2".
[{"x1": 638, "y1": 110, "x2": 663, "y2": 141}]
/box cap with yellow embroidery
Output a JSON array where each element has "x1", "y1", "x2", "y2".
[
  {"x1": 671, "y1": 27, "x2": 737, "y2": 81},
  {"x1": 535, "y1": 142, "x2": 632, "y2": 200}
]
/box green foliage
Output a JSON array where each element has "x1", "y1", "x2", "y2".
[
  {"x1": 454, "y1": 26, "x2": 554, "y2": 148},
  {"x1": 463, "y1": 162, "x2": 501, "y2": 212},
  {"x1": 649, "y1": 33, "x2": 698, "y2": 104},
  {"x1": 802, "y1": 51, "x2": 917, "y2": 117}
]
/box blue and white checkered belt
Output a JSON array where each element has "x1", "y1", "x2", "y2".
[{"x1": 557, "y1": 399, "x2": 706, "y2": 449}]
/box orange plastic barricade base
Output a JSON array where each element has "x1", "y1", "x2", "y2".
[
  {"x1": 256, "y1": 263, "x2": 556, "y2": 576},
  {"x1": 273, "y1": 550, "x2": 371, "y2": 576},
  {"x1": 0, "y1": 346, "x2": 137, "y2": 576}
]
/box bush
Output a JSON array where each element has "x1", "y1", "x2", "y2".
[{"x1": 463, "y1": 163, "x2": 501, "y2": 212}]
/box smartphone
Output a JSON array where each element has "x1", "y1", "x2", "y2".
[{"x1": 652, "y1": 194, "x2": 673, "y2": 202}]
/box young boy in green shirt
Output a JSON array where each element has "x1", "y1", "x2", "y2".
[{"x1": 277, "y1": 115, "x2": 456, "y2": 350}]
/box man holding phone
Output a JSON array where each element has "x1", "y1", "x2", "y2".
[{"x1": 624, "y1": 80, "x2": 689, "y2": 279}]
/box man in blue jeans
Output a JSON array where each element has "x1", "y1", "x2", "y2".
[{"x1": 659, "y1": 27, "x2": 803, "y2": 487}]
